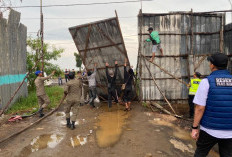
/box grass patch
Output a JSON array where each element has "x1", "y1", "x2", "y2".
[{"x1": 7, "y1": 86, "x2": 64, "y2": 115}]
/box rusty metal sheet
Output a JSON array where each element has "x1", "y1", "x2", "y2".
[
  {"x1": 137, "y1": 11, "x2": 224, "y2": 102},
  {"x1": 69, "y1": 15, "x2": 133, "y2": 98}
]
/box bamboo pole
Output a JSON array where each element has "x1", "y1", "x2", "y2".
[
  {"x1": 0, "y1": 55, "x2": 44, "y2": 116},
  {"x1": 142, "y1": 56, "x2": 177, "y2": 115},
  {"x1": 194, "y1": 55, "x2": 207, "y2": 71},
  {"x1": 142, "y1": 54, "x2": 189, "y2": 86},
  {"x1": 0, "y1": 94, "x2": 67, "y2": 144}
]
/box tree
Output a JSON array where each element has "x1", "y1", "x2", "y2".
[
  {"x1": 74, "y1": 52, "x2": 82, "y2": 71},
  {"x1": 27, "y1": 37, "x2": 64, "y2": 90}
]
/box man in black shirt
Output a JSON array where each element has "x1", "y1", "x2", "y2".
[{"x1": 106, "y1": 61, "x2": 118, "y2": 108}]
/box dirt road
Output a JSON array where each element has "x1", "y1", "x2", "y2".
[{"x1": 0, "y1": 103, "x2": 218, "y2": 157}]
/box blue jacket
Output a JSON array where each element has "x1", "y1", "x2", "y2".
[{"x1": 200, "y1": 70, "x2": 232, "y2": 130}]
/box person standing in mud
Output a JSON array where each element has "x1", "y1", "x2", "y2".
[
  {"x1": 82, "y1": 70, "x2": 89, "y2": 104},
  {"x1": 123, "y1": 59, "x2": 134, "y2": 111},
  {"x1": 64, "y1": 69, "x2": 69, "y2": 83},
  {"x1": 188, "y1": 72, "x2": 201, "y2": 118},
  {"x1": 87, "y1": 63, "x2": 97, "y2": 108},
  {"x1": 35, "y1": 70, "x2": 55, "y2": 117},
  {"x1": 144, "y1": 27, "x2": 163, "y2": 62},
  {"x1": 64, "y1": 71, "x2": 82, "y2": 130},
  {"x1": 106, "y1": 61, "x2": 118, "y2": 109},
  {"x1": 191, "y1": 53, "x2": 232, "y2": 157}
]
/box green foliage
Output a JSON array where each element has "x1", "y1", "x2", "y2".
[
  {"x1": 74, "y1": 52, "x2": 82, "y2": 71},
  {"x1": 7, "y1": 86, "x2": 64, "y2": 114},
  {"x1": 27, "y1": 37, "x2": 64, "y2": 90}
]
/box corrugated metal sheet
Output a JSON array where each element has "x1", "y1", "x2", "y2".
[
  {"x1": 224, "y1": 23, "x2": 232, "y2": 73},
  {"x1": 137, "y1": 11, "x2": 225, "y2": 102},
  {"x1": 0, "y1": 10, "x2": 28, "y2": 109},
  {"x1": 69, "y1": 16, "x2": 133, "y2": 99}
]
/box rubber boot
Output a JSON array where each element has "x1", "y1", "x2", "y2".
[
  {"x1": 66, "y1": 118, "x2": 71, "y2": 128},
  {"x1": 71, "y1": 121, "x2": 76, "y2": 130},
  {"x1": 39, "y1": 108, "x2": 44, "y2": 118}
]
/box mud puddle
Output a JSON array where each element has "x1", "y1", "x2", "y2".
[
  {"x1": 18, "y1": 134, "x2": 63, "y2": 157},
  {"x1": 95, "y1": 105, "x2": 130, "y2": 148},
  {"x1": 70, "y1": 135, "x2": 88, "y2": 148},
  {"x1": 150, "y1": 118, "x2": 192, "y2": 141}
]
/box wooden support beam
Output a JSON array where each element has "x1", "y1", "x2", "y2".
[
  {"x1": 94, "y1": 24, "x2": 126, "y2": 57},
  {"x1": 79, "y1": 42, "x2": 123, "y2": 52},
  {"x1": 83, "y1": 25, "x2": 92, "y2": 65},
  {"x1": 142, "y1": 56, "x2": 177, "y2": 115},
  {"x1": 142, "y1": 54, "x2": 189, "y2": 86},
  {"x1": 194, "y1": 55, "x2": 207, "y2": 71}
]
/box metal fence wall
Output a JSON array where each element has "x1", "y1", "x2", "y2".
[
  {"x1": 0, "y1": 10, "x2": 28, "y2": 109},
  {"x1": 224, "y1": 23, "x2": 232, "y2": 73},
  {"x1": 137, "y1": 11, "x2": 225, "y2": 103},
  {"x1": 69, "y1": 14, "x2": 134, "y2": 99}
]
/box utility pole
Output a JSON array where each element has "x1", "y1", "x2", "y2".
[{"x1": 40, "y1": 0, "x2": 44, "y2": 72}]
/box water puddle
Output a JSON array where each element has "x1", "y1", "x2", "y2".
[
  {"x1": 70, "y1": 135, "x2": 88, "y2": 148},
  {"x1": 149, "y1": 118, "x2": 191, "y2": 141},
  {"x1": 95, "y1": 105, "x2": 130, "y2": 148},
  {"x1": 18, "y1": 134, "x2": 63, "y2": 157},
  {"x1": 169, "y1": 139, "x2": 194, "y2": 153}
]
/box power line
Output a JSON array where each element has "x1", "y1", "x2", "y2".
[
  {"x1": 0, "y1": 0, "x2": 153, "y2": 8},
  {"x1": 22, "y1": 16, "x2": 137, "y2": 20}
]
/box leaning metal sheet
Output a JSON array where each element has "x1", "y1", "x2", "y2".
[{"x1": 69, "y1": 17, "x2": 133, "y2": 99}]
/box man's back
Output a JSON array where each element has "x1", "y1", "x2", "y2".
[{"x1": 65, "y1": 79, "x2": 82, "y2": 101}]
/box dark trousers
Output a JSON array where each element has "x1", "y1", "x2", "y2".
[
  {"x1": 123, "y1": 87, "x2": 132, "y2": 103},
  {"x1": 58, "y1": 78, "x2": 63, "y2": 85},
  {"x1": 108, "y1": 88, "x2": 118, "y2": 108},
  {"x1": 89, "y1": 87, "x2": 97, "y2": 107},
  {"x1": 65, "y1": 77, "x2": 69, "y2": 83},
  {"x1": 195, "y1": 130, "x2": 232, "y2": 157},
  {"x1": 188, "y1": 95, "x2": 195, "y2": 117}
]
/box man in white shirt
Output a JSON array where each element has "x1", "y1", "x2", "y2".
[{"x1": 191, "y1": 53, "x2": 232, "y2": 157}]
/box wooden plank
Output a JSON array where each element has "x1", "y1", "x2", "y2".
[
  {"x1": 94, "y1": 24, "x2": 126, "y2": 57},
  {"x1": 83, "y1": 25, "x2": 92, "y2": 65}
]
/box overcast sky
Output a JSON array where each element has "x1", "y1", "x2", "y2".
[{"x1": 6, "y1": 0, "x2": 232, "y2": 70}]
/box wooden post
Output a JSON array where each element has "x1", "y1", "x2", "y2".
[
  {"x1": 83, "y1": 25, "x2": 92, "y2": 65},
  {"x1": 142, "y1": 56, "x2": 177, "y2": 115},
  {"x1": 220, "y1": 14, "x2": 225, "y2": 53},
  {"x1": 142, "y1": 55, "x2": 189, "y2": 86},
  {"x1": 115, "y1": 10, "x2": 130, "y2": 62}
]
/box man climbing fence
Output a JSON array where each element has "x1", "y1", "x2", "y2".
[{"x1": 144, "y1": 27, "x2": 163, "y2": 62}]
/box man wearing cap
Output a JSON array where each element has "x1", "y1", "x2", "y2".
[
  {"x1": 144, "y1": 27, "x2": 164, "y2": 62},
  {"x1": 64, "y1": 71, "x2": 82, "y2": 130},
  {"x1": 191, "y1": 53, "x2": 232, "y2": 157},
  {"x1": 188, "y1": 72, "x2": 201, "y2": 118},
  {"x1": 106, "y1": 61, "x2": 118, "y2": 109},
  {"x1": 87, "y1": 63, "x2": 97, "y2": 108},
  {"x1": 34, "y1": 70, "x2": 55, "y2": 117}
]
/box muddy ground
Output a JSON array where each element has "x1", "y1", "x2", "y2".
[{"x1": 0, "y1": 102, "x2": 219, "y2": 157}]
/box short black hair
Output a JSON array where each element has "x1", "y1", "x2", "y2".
[
  {"x1": 195, "y1": 72, "x2": 201, "y2": 78},
  {"x1": 87, "y1": 71, "x2": 92, "y2": 76}
]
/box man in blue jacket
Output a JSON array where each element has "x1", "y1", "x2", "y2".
[{"x1": 191, "y1": 53, "x2": 232, "y2": 157}]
